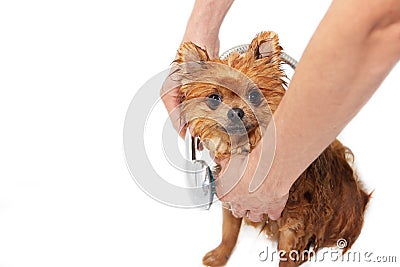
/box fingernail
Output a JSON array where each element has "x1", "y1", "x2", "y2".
[{"x1": 248, "y1": 213, "x2": 263, "y2": 222}]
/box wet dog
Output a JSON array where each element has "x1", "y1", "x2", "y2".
[{"x1": 173, "y1": 31, "x2": 370, "y2": 267}]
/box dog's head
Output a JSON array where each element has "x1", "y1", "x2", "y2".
[{"x1": 173, "y1": 32, "x2": 287, "y2": 159}]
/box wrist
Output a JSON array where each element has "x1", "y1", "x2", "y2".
[
  {"x1": 181, "y1": 33, "x2": 220, "y2": 58},
  {"x1": 182, "y1": 0, "x2": 233, "y2": 57}
]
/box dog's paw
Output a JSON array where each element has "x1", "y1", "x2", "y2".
[{"x1": 202, "y1": 244, "x2": 232, "y2": 267}]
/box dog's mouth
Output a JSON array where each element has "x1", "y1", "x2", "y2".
[{"x1": 218, "y1": 123, "x2": 256, "y2": 135}]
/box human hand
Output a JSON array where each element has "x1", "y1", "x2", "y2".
[{"x1": 215, "y1": 143, "x2": 290, "y2": 222}]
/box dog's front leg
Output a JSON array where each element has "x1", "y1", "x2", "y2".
[{"x1": 202, "y1": 207, "x2": 242, "y2": 266}]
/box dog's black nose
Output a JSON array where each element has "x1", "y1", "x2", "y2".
[{"x1": 227, "y1": 108, "x2": 245, "y2": 121}]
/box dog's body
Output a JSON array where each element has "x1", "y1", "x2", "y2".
[{"x1": 174, "y1": 32, "x2": 370, "y2": 267}]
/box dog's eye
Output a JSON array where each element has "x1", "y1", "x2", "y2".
[
  {"x1": 207, "y1": 94, "x2": 222, "y2": 110},
  {"x1": 248, "y1": 90, "x2": 262, "y2": 106}
]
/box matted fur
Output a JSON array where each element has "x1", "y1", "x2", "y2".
[{"x1": 173, "y1": 31, "x2": 370, "y2": 267}]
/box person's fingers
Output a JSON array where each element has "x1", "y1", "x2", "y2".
[
  {"x1": 247, "y1": 211, "x2": 264, "y2": 222},
  {"x1": 267, "y1": 209, "x2": 283, "y2": 221},
  {"x1": 160, "y1": 84, "x2": 179, "y2": 114},
  {"x1": 232, "y1": 209, "x2": 247, "y2": 218},
  {"x1": 160, "y1": 72, "x2": 185, "y2": 137},
  {"x1": 266, "y1": 200, "x2": 287, "y2": 220},
  {"x1": 230, "y1": 203, "x2": 247, "y2": 218}
]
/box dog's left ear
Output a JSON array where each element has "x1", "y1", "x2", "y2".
[
  {"x1": 247, "y1": 31, "x2": 282, "y2": 64},
  {"x1": 171, "y1": 42, "x2": 211, "y2": 85}
]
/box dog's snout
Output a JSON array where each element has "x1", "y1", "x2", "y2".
[{"x1": 227, "y1": 108, "x2": 245, "y2": 121}]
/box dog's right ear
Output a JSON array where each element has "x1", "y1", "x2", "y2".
[{"x1": 175, "y1": 42, "x2": 210, "y2": 63}]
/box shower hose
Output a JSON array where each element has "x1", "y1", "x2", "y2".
[{"x1": 219, "y1": 44, "x2": 298, "y2": 70}]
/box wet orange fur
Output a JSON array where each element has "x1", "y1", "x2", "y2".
[{"x1": 174, "y1": 31, "x2": 370, "y2": 267}]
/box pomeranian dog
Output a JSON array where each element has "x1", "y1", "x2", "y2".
[{"x1": 173, "y1": 31, "x2": 370, "y2": 267}]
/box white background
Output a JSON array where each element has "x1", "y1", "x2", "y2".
[{"x1": 1, "y1": 1, "x2": 399, "y2": 266}]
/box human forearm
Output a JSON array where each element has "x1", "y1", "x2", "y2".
[
  {"x1": 182, "y1": 0, "x2": 234, "y2": 57},
  {"x1": 260, "y1": 0, "x2": 400, "y2": 195}
]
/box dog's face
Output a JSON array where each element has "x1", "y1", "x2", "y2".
[{"x1": 174, "y1": 32, "x2": 286, "y2": 159}]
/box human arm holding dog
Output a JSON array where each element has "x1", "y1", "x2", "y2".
[
  {"x1": 217, "y1": 0, "x2": 400, "y2": 221},
  {"x1": 162, "y1": 0, "x2": 400, "y2": 222}
]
